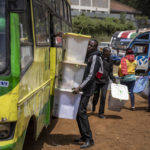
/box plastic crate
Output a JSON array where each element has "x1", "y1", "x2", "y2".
[
  {"x1": 58, "y1": 61, "x2": 86, "y2": 89},
  {"x1": 53, "y1": 88, "x2": 81, "y2": 120},
  {"x1": 63, "y1": 33, "x2": 91, "y2": 63}
]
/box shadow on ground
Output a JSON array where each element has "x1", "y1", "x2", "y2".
[
  {"x1": 24, "y1": 118, "x2": 79, "y2": 150},
  {"x1": 105, "y1": 115, "x2": 123, "y2": 119},
  {"x1": 123, "y1": 106, "x2": 148, "y2": 111},
  {"x1": 88, "y1": 112, "x2": 122, "y2": 119}
]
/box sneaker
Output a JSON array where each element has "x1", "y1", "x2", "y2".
[
  {"x1": 80, "y1": 140, "x2": 94, "y2": 149},
  {"x1": 131, "y1": 107, "x2": 135, "y2": 111},
  {"x1": 98, "y1": 114, "x2": 106, "y2": 119}
]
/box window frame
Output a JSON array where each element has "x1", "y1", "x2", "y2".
[
  {"x1": 33, "y1": 0, "x2": 51, "y2": 47},
  {"x1": 0, "y1": 0, "x2": 10, "y2": 75},
  {"x1": 19, "y1": 0, "x2": 34, "y2": 75},
  {"x1": 132, "y1": 43, "x2": 149, "y2": 56}
]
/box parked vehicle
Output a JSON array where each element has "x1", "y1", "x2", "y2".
[
  {"x1": 98, "y1": 42, "x2": 111, "y2": 51},
  {"x1": 128, "y1": 31, "x2": 150, "y2": 75},
  {"x1": 110, "y1": 30, "x2": 137, "y2": 63}
]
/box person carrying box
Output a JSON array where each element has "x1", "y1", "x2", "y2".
[
  {"x1": 118, "y1": 48, "x2": 137, "y2": 111},
  {"x1": 73, "y1": 39, "x2": 103, "y2": 149}
]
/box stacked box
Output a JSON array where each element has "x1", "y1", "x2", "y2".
[
  {"x1": 53, "y1": 89, "x2": 81, "y2": 120},
  {"x1": 53, "y1": 33, "x2": 91, "y2": 119},
  {"x1": 57, "y1": 61, "x2": 87, "y2": 90},
  {"x1": 63, "y1": 33, "x2": 91, "y2": 63}
]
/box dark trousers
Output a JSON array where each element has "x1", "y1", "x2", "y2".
[
  {"x1": 121, "y1": 80, "x2": 135, "y2": 108},
  {"x1": 93, "y1": 83, "x2": 108, "y2": 115},
  {"x1": 76, "y1": 95, "x2": 93, "y2": 141},
  {"x1": 148, "y1": 80, "x2": 150, "y2": 108}
]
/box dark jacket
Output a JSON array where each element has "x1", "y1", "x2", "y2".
[
  {"x1": 80, "y1": 51, "x2": 102, "y2": 96},
  {"x1": 97, "y1": 55, "x2": 115, "y2": 84}
]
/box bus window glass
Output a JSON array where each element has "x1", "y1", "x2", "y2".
[
  {"x1": 68, "y1": 5, "x2": 71, "y2": 23},
  {"x1": 138, "y1": 34, "x2": 149, "y2": 40},
  {"x1": 60, "y1": 0, "x2": 64, "y2": 17},
  {"x1": 69, "y1": 26, "x2": 72, "y2": 32},
  {"x1": 51, "y1": 0, "x2": 56, "y2": 11},
  {"x1": 33, "y1": 1, "x2": 50, "y2": 45},
  {"x1": 64, "y1": 1, "x2": 68, "y2": 21},
  {"x1": 62, "y1": 21, "x2": 66, "y2": 32},
  {"x1": 20, "y1": 5, "x2": 32, "y2": 43},
  {"x1": 53, "y1": 16, "x2": 61, "y2": 35},
  {"x1": 0, "y1": 0, "x2": 6, "y2": 73},
  {"x1": 19, "y1": 0, "x2": 33, "y2": 71},
  {"x1": 62, "y1": 21, "x2": 69, "y2": 32},
  {"x1": 55, "y1": 0, "x2": 60, "y2": 15},
  {"x1": 111, "y1": 37, "x2": 131, "y2": 50},
  {"x1": 132, "y1": 44, "x2": 148, "y2": 56}
]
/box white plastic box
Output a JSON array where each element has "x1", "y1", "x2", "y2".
[
  {"x1": 58, "y1": 61, "x2": 86, "y2": 89},
  {"x1": 63, "y1": 33, "x2": 91, "y2": 63},
  {"x1": 108, "y1": 94, "x2": 126, "y2": 112},
  {"x1": 53, "y1": 88, "x2": 81, "y2": 120},
  {"x1": 108, "y1": 83, "x2": 129, "y2": 111},
  {"x1": 111, "y1": 83, "x2": 129, "y2": 100}
]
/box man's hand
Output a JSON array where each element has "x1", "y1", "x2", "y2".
[
  {"x1": 113, "y1": 78, "x2": 117, "y2": 84},
  {"x1": 72, "y1": 87, "x2": 81, "y2": 94}
]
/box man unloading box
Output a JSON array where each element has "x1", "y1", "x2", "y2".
[{"x1": 73, "y1": 39, "x2": 103, "y2": 148}]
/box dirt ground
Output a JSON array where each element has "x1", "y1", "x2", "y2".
[{"x1": 29, "y1": 92, "x2": 150, "y2": 150}]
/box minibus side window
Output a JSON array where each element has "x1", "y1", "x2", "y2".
[
  {"x1": 132, "y1": 44, "x2": 148, "y2": 56},
  {"x1": 0, "y1": 0, "x2": 7, "y2": 73},
  {"x1": 33, "y1": 1, "x2": 50, "y2": 45},
  {"x1": 137, "y1": 34, "x2": 149, "y2": 40},
  {"x1": 19, "y1": 0, "x2": 33, "y2": 72}
]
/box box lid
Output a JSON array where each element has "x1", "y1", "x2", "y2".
[{"x1": 62, "y1": 61, "x2": 87, "y2": 66}]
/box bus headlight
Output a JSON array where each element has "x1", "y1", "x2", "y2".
[{"x1": 0, "y1": 123, "x2": 15, "y2": 140}]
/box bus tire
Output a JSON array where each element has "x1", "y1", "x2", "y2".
[{"x1": 23, "y1": 116, "x2": 36, "y2": 150}]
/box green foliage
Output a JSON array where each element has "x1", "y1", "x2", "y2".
[
  {"x1": 72, "y1": 15, "x2": 136, "y2": 41},
  {"x1": 136, "y1": 16, "x2": 149, "y2": 28},
  {"x1": 116, "y1": 0, "x2": 150, "y2": 18}
]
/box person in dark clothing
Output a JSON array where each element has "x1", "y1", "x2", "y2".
[
  {"x1": 73, "y1": 39, "x2": 102, "y2": 149},
  {"x1": 92, "y1": 47, "x2": 116, "y2": 118}
]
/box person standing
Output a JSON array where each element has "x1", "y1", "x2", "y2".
[
  {"x1": 92, "y1": 47, "x2": 116, "y2": 118},
  {"x1": 73, "y1": 39, "x2": 102, "y2": 149},
  {"x1": 118, "y1": 48, "x2": 137, "y2": 111}
]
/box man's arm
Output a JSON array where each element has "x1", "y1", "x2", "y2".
[
  {"x1": 73, "y1": 55, "x2": 99, "y2": 94},
  {"x1": 80, "y1": 55, "x2": 99, "y2": 89},
  {"x1": 109, "y1": 60, "x2": 116, "y2": 82}
]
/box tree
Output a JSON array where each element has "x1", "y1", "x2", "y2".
[
  {"x1": 116, "y1": 0, "x2": 150, "y2": 18},
  {"x1": 72, "y1": 15, "x2": 136, "y2": 37}
]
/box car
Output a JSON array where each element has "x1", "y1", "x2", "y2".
[{"x1": 98, "y1": 42, "x2": 111, "y2": 51}]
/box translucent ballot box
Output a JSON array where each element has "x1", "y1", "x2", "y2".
[
  {"x1": 63, "y1": 33, "x2": 91, "y2": 63},
  {"x1": 53, "y1": 88, "x2": 82, "y2": 120},
  {"x1": 58, "y1": 61, "x2": 86, "y2": 89},
  {"x1": 108, "y1": 83, "x2": 129, "y2": 112}
]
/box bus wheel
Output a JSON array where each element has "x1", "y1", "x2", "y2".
[{"x1": 23, "y1": 117, "x2": 36, "y2": 150}]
